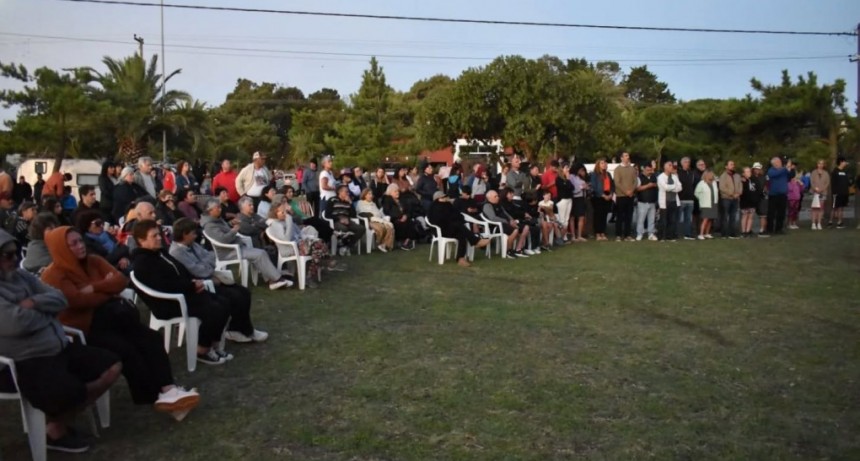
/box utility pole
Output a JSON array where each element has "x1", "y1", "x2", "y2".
[
  {"x1": 133, "y1": 34, "x2": 144, "y2": 59},
  {"x1": 160, "y1": 0, "x2": 167, "y2": 163},
  {"x1": 854, "y1": 23, "x2": 859, "y2": 116}
]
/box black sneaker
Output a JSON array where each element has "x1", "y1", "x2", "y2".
[
  {"x1": 47, "y1": 432, "x2": 90, "y2": 453},
  {"x1": 836, "y1": 222, "x2": 845, "y2": 229},
  {"x1": 197, "y1": 349, "x2": 226, "y2": 365}
]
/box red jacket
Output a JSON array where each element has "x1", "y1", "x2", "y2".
[
  {"x1": 541, "y1": 169, "x2": 558, "y2": 199},
  {"x1": 211, "y1": 170, "x2": 239, "y2": 203}
]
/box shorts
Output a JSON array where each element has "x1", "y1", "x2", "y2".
[
  {"x1": 741, "y1": 208, "x2": 755, "y2": 216},
  {"x1": 701, "y1": 207, "x2": 718, "y2": 220},
  {"x1": 756, "y1": 199, "x2": 768, "y2": 217},
  {"x1": 0, "y1": 342, "x2": 119, "y2": 417},
  {"x1": 834, "y1": 194, "x2": 849, "y2": 209},
  {"x1": 501, "y1": 222, "x2": 516, "y2": 235}
]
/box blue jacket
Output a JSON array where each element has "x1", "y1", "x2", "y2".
[{"x1": 766, "y1": 167, "x2": 794, "y2": 196}]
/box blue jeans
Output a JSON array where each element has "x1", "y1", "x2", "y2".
[
  {"x1": 677, "y1": 201, "x2": 694, "y2": 238},
  {"x1": 719, "y1": 198, "x2": 739, "y2": 237}
]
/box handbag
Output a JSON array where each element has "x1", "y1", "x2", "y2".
[{"x1": 811, "y1": 193, "x2": 821, "y2": 209}]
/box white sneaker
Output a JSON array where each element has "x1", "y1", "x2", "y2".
[
  {"x1": 155, "y1": 386, "x2": 200, "y2": 414},
  {"x1": 697, "y1": 235, "x2": 705, "y2": 240},
  {"x1": 377, "y1": 245, "x2": 388, "y2": 253},
  {"x1": 648, "y1": 234, "x2": 658, "y2": 241},
  {"x1": 636, "y1": 235, "x2": 643, "y2": 241},
  {"x1": 225, "y1": 331, "x2": 253, "y2": 343},
  {"x1": 251, "y1": 329, "x2": 268, "y2": 342},
  {"x1": 532, "y1": 248, "x2": 541, "y2": 255},
  {"x1": 523, "y1": 249, "x2": 535, "y2": 256},
  {"x1": 705, "y1": 234, "x2": 714, "y2": 239},
  {"x1": 269, "y1": 278, "x2": 293, "y2": 290}
]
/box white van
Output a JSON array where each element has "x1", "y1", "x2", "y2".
[{"x1": 17, "y1": 158, "x2": 104, "y2": 201}]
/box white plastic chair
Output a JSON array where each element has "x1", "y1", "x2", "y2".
[
  {"x1": 130, "y1": 271, "x2": 202, "y2": 372},
  {"x1": 321, "y1": 211, "x2": 362, "y2": 255},
  {"x1": 462, "y1": 213, "x2": 503, "y2": 259},
  {"x1": 202, "y1": 230, "x2": 258, "y2": 287},
  {"x1": 355, "y1": 215, "x2": 376, "y2": 254},
  {"x1": 480, "y1": 213, "x2": 510, "y2": 259},
  {"x1": 423, "y1": 217, "x2": 463, "y2": 265},
  {"x1": 0, "y1": 355, "x2": 46, "y2": 461},
  {"x1": 265, "y1": 228, "x2": 320, "y2": 290}
]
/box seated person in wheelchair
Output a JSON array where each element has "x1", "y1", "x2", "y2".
[
  {"x1": 41, "y1": 226, "x2": 200, "y2": 421},
  {"x1": 0, "y1": 229, "x2": 121, "y2": 453}
]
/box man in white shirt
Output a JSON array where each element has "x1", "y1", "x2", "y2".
[
  {"x1": 235, "y1": 151, "x2": 271, "y2": 209},
  {"x1": 657, "y1": 160, "x2": 682, "y2": 241},
  {"x1": 318, "y1": 155, "x2": 337, "y2": 217}
]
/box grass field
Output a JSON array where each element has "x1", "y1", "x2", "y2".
[{"x1": 2, "y1": 228, "x2": 859, "y2": 460}]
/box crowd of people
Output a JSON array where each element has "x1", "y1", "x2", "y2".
[{"x1": 0, "y1": 149, "x2": 856, "y2": 453}]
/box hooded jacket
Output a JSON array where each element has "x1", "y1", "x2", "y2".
[
  {"x1": 40, "y1": 226, "x2": 128, "y2": 334},
  {"x1": 0, "y1": 229, "x2": 69, "y2": 368}
]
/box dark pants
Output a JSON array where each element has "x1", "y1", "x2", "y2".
[
  {"x1": 306, "y1": 191, "x2": 320, "y2": 217},
  {"x1": 2, "y1": 343, "x2": 119, "y2": 417},
  {"x1": 88, "y1": 303, "x2": 175, "y2": 404},
  {"x1": 214, "y1": 284, "x2": 254, "y2": 335},
  {"x1": 443, "y1": 224, "x2": 479, "y2": 259},
  {"x1": 592, "y1": 197, "x2": 612, "y2": 234},
  {"x1": 304, "y1": 216, "x2": 333, "y2": 243},
  {"x1": 150, "y1": 292, "x2": 229, "y2": 347},
  {"x1": 334, "y1": 220, "x2": 367, "y2": 248},
  {"x1": 615, "y1": 196, "x2": 635, "y2": 238},
  {"x1": 767, "y1": 194, "x2": 788, "y2": 234},
  {"x1": 659, "y1": 203, "x2": 678, "y2": 240},
  {"x1": 719, "y1": 198, "x2": 739, "y2": 237},
  {"x1": 392, "y1": 217, "x2": 418, "y2": 242}
]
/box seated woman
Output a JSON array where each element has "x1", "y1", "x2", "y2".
[
  {"x1": 356, "y1": 188, "x2": 395, "y2": 253},
  {"x1": 176, "y1": 189, "x2": 200, "y2": 222},
  {"x1": 75, "y1": 210, "x2": 130, "y2": 272},
  {"x1": 381, "y1": 184, "x2": 418, "y2": 250},
  {"x1": 41, "y1": 226, "x2": 200, "y2": 421},
  {"x1": 43, "y1": 196, "x2": 71, "y2": 226},
  {"x1": 266, "y1": 199, "x2": 345, "y2": 288},
  {"x1": 428, "y1": 191, "x2": 489, "y2": 267},
  {"x1": 155, "y1": 189, "x2": 182, "y2": 226},
  {"x1": 168, "y1": 218, "x2": 267, "y2": 342},
  {"x1": 256, "y1": 185, "x2": 276, "y2": 218},
  {"x1": 282, "y1": 185, "x2": 332, "y2": 243},
  {"x1": 0, "y1": 229, "x2": 121, "y2": 453},
  {"x1": 237, "y1": 196, "x2": 270, "y2": 249},
  {"x1": 130, "y1": 219, "x2": 234, "y2": 365},
  {"x1": 22, "y1": 211, "x2": 60, "y2": 274}
]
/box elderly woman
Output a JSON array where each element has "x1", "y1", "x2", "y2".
[
  {"x1": 356, "y1": 188, "x2": 395, "y2": 252},
  {"x1": 75, "y1": 209, "x2": 130, "y2": 272},
  {"x1": 381, "y1": 183, "x2": 417, "y2": 250},
  {"x1": 41, "y1": 225, "x2": 200, "y2": 421},
  {"x1": 266, "y1": 199, "x2": 344, "y2": 288},
  {"x1": 694, "y1": 170, "x2": 718, "y2": 240}
]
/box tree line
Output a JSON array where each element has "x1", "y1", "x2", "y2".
[{"x1": 1, "y1": 53, "x2": 857, "y2": 172}]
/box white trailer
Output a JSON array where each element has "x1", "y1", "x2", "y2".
[{"x1": 16, "y1": 158, "x2": 104, "y2": 201}]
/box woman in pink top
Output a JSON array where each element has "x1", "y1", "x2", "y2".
[{"x1": 786, "y1": 176, "x2": 803, "y2": 229}]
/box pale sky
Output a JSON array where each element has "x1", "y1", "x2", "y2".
[{"x1": 1, "y1": 0, "x2": 859, "y2": 122}]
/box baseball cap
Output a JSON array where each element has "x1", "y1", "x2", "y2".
[{"x1": 752, "y1": 162, "x2": 763, "y2": 169}]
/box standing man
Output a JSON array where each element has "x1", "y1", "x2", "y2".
[
  {"x1": 211, "y1": 159, "x2": 240, "y2": 204},
  {"x1": 765, "y1": 156, "x2": 795, "y2": 235},
  {"x1": 718, "y1": 160, "x2": 742, "y2": 239},
  {"x1": 302, "y1": 158, "x2": 320, "y2": 216},
  {"x1": 12, "y1": 176, "x2": 32, "y2": 206},
  {"x1": 318, "y1": 155, "x2": 337, "y2": 217},
  {"x1": 829, "y1": 156, "x2": 851, "y2": 228},
  {"x1": 415, "y1": 162, "x2": 438, "y2": 215},
  {"x1": 505, "y1": 155, "x2": 528, "y2": 203},
  {"x1": 657, "y1": 160, "x2": 682, "y2": 241},
  {"x1": 613, "y1": 152, "x2": 637, "y2": 241},
  {"x1": 133, "y1": 157, "x2": 159, "y2": 198},
  {"x1": 635, "y1": 163, "x2": 659, "y2": 241},
  {"x1": 809, "y1": 159, "x2": 830, "y2": 230},
  {"x1": 676, "y1": 157, "x2": 697, "y2": 240},
  {"x1": 235, "y1": 151, "x2": 271, "y2": 210}
]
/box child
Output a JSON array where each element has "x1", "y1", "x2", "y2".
[
  {"x1": 537, "y1": 191, "x2": 564, "y2": 248},
  {"x1": 787, "y1": 176, "x2": 803, "y2": 229}
]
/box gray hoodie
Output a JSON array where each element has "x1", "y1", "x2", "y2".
[
  {"x1": 0, "y1": 230, "x2": 69, "y2": 369},
  {"x1": 200, "y1": 214, "x2": 239, "y2": 245}
]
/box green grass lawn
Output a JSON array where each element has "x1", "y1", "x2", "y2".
[{"x1": 2, "y1": 229, "x2": 859, "y2": 460}]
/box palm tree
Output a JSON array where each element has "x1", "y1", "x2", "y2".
[{"x1": 77, "y1": 54, "x2": 192, "y2": 162}]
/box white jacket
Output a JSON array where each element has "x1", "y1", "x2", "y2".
[
  {"x1": 235, "y1": 163, "x2": 270, "y2": 197},
  {"x1": 694, "y1": 180, "x2": 719, "y2": 209},
  {"x1": 657, "y1": 172, "x2": 683, "y2": 209}
]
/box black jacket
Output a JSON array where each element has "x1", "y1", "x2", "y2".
[
  {"x1": 415, "y1": 174, "x2": 438, "y2": 202},
  {"x1": 831, "y1": 168, "x2": 851, "y2": 195},
  {"x1": 428, "y1": 201, "x2": 464, "y2": 238},
  {"x1": 381, "y1": 195, "x2": 406, "y2": 221},
  {"x1": 112, "y1": 181, "x2": 148, "y2": 221},
  {"x1": 555, "y1": 176, "x2": 573, "y2": 200},
  {"x1": 130, "y1": 247, "x2": 198, "y2": 316},
  {"x1": 677, "y1": 168, "x2": 697, "y2": 201}
]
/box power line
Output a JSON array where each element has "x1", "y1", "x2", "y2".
[
  {"x1": 0, "y1": 32, "x2": 848, "y2": 64},
  {"x1": 55, "y1": 0, "x2": 856, "y2": 37}
]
